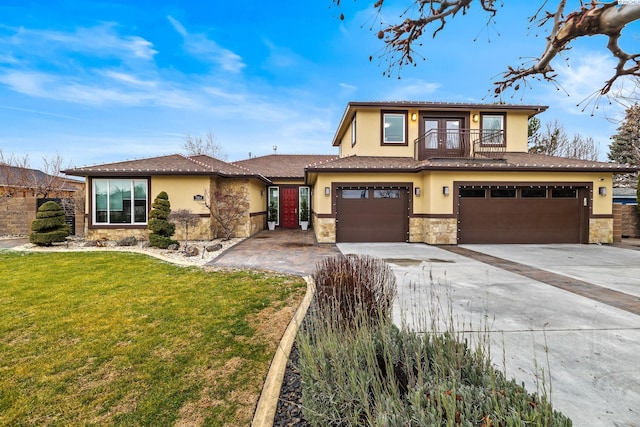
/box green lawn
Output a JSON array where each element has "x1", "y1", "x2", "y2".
[{"x1": 0, "y1": 250, "x2": 306, "y2": 426}]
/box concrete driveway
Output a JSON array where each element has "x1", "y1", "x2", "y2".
[{"x1": 337, "y1": 242, "x2": 640, "y2": 427}]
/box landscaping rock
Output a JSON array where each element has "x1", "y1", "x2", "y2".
[
  {"x1": 83, "y1": 240, "x2": 98, "y2": 247},
  {"x1": 117, "y1": 236, "x2": 138, "y2": 246},
  {"x1": 167, "y1": 243, "x2": 179, "y2": 251},
  {"x1": 206, "y1": 243, "x2": 223, "y2": 252},
  {"x1": 184, "y1": 246, "x2": 199, "y2": 257}
]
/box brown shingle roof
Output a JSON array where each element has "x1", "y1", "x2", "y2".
[
  {"x1": 233, "y1": 154, "x2": 338, "y2": 179},
  {"x1": 64, "y1": 154, "x2": 267, "y2": 180},
  {"x1": 306, "y1": 156, "x2": 419, "y2": 172},
  {"x1": 419, "y1": 152, "x2": 638, "y2": 172},
  {"x1": 306, "y1": 153, "x2": 638, "y2": 173}
]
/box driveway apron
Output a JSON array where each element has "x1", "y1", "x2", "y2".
[
  {"x1": 207, "y1": 229, "x2": 341, "y2": 276},
  {"x1": 337, "y1": 242, "x2": 640, "y2": 427}
]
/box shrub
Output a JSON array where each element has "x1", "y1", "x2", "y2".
[
  {"x1": 299, "y1": 264, "x2": 572, "y2": 426},
  {"x1": 29, "y1": 201, "x2": 70, "y2": 246},
  {"x1": 312, "y1": 254, "x2": 397, "y2": 327},
  {"x1": 148, "y1": 191, "x2": 178, "y2": 249}
]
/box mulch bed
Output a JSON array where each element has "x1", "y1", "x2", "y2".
[{"x1": 273, "y1": 342, "x2": 311, "y2": 427}]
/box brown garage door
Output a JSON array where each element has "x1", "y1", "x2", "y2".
[
  {"x1": 336, "y1": 187, "x2": 409, "y2": 242},
  {"x1": 457, "y1": 186, "x2": 589, "y2": 244}
]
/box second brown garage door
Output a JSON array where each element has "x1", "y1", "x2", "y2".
[
  {"x1": 336, "y1": 186, "x2": 409, "y2": 242},
  {"x1": 457, "y1": 185, "x2": 589, "y2": 244}
]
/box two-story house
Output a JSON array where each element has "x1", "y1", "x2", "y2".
[{"x1": 64, "y1": 101, "x2": 635, "y2": 245}]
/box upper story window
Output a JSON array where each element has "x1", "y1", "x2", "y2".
[
  {"x1": 381, "y1": 111, "x2": 407, "y2": 145},
  {"x1": 93, "y1": 178, "x2": 148, "y2": 225},
  {"x1": 351, "y1": 115, "x2": 357, "y2": 147},
  {"x1": 480, "y1": 113, "x2": 505, "y2": 146}
]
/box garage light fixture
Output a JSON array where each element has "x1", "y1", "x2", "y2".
[
  {"x1": 325, "y1": 187, "x2": 330, "y2": 196},
  {"x1": 411, "y1": 112, "x2": 417, "y2": 121},
  {"x1": 443, "y1": 186, "x2": 450, "y2": 196},
  {"x1": 414, "y1": 187, "x2": 420, "y2": 196},
  {"x1": 193, "y1": 194, "x2": 204, "y2": 201},
  {"x1": 598, "y1": 187, "x2": 607, "y2": 196}
]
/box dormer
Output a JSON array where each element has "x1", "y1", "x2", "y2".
[{"x1": 332, "y1": 101, "x2": 547, "y2": 160}]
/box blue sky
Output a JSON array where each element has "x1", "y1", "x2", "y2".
[{"x1": 0, "y1": 1, "x2": 638, "y2": 170}]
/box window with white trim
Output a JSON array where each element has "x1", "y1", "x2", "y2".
[
  {"x1": 481, "y1": 113, "x2": 505, "y2": 146},
  {"x1": 93, "y1": 179, "x2": 148, "y2": 224},
  {"x1": 268, "y1": 186, "x2": 280, "y2": 224},
  {"x1": 382, "y1": 112, "x2": 406, "y2": 144}
]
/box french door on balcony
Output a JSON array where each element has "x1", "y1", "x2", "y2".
[{"x1": 419, "y1": 116, "x2": 466, "y2": 159}]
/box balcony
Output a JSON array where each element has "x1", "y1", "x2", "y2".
[{"x1": 414, "y1": 128, "x2": 506, "y2": 161}]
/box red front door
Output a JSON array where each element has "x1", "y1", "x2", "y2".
[{"x1": 281, "y1": 187, "x2": 298, "y2": 228}]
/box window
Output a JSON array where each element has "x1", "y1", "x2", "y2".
[
  {"x1": 490, "y1": 189, "x2": 516, "y2": 198},
  {"x1": 522, "y1": 188, "x2": 547, "y2": 198},
  {"x1": 382, "y1": 111, "x2": 407, "y2": 144},
  {"x1": 94, "y1": 179, "x2": 147, "y2": 225},
  {"x1": 374, "y1": 189, "x2": 400, "y2": 199},
  {"x1": 459, "y1": 188, "x2": 486, "y2": 198},
  {"x1": 552, "y1": 188, "x2": 577, "y2": 198},
  {"x1": 268, "y1": 186, "x2": 280, "y2": 225},
  {"x1": 351, "y1": 115, "x2": 357, "y2": 147},
  {"x1": 299, "y1": 186, "x2": 310, "y2": 223},
  {"x1": 342, "y1": 189, "x2": 369, "y2": 199},
  {"x1": 481, "y1": 113, "x2": 505, "y2": 146}
]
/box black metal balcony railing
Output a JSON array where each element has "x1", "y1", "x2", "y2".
[{"x1": 414, "y1": 129, "x2": 506, "y2": 160}]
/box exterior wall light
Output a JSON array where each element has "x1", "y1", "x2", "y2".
[
  {"x1": 443, "y1": 186, "x2": 450, "y2": 196},
  {"x1": 472, "y1": 114, "x2": 479, "y2": 123},
  {"x1": 325, "y1": 186, "x2": 330, "y2": 196},
  {"x1": 411, "y1": 112, "x2": 417, "y2": 122},
  {"x1": 414, "y1": 187, "x2": 421, "y2": 196},
  {"x1": 598, "y1": 187, "x2": 607, "y2": 196},
  {"x1": 193, "y1": 194, "x2": 204, "y2": 201}
]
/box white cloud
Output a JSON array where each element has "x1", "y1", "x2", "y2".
[
  {"x1": 0, "y1": 69, "x2": 201, "y2": 108},
  {"x1": 1, "y1": 23, "x2": 157, "y2": 62},
  {"x1": 103, "y1": 71, "x2": 158, "y2": 88},
  {"x1": 384, "y1": 78, "x2": 441, "y2": 100},
  {"x1": 167, "y1": 15, "x2": 245, "y2": 73}
]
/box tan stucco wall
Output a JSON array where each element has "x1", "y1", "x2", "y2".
[
  {"x1": 506, "y1": 111, "x2": 531, "y2": 153},
  {"x1": 339, "y1": 108, "x2": 532, "y2": 157},
  {"x1": 152, "y1": 176, "x2": 211, "y2": 215},
  {"x1": 339, "y1": 110, "x2": 419, "y2": 158},
  {"x1": 311, "y1": 169, "x2": 615, "y2": 244}
]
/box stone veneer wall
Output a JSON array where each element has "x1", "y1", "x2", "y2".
[
  {"x1": 0, "y1": 197, "x2": 37, "y2": 235},
  {"x1": 0, "y1": 197, "x2": 84, "y2": 237},
  {"x1": 86, "y1": 228, "x2": 150, "y2": 242},
  {"x1": 423, "y1": 218, "x2": 457, "y2": 245},
  {"x1": 589, "y1": 218, "x2": 613, "y2": 244},
  {"x1": 313, "y1": 215, "x2": 336, "y2": 243},
  {"x1": 621, "y1": 204, "x2": 640, "y2": 238},
  {"x1": 250, "y1": 213, "x2": 265, "y2": 236}
]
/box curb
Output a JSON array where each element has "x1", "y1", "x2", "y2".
[{"x1": 251, "y1": 276, "x2": 315, "y2": 427}]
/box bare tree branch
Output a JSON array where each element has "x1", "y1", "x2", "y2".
[
  {"x1": 183, "y1": 132, "x2": 227, "y2": 160},
  {"x1": 336, "y1": 1, "x2": 640, "y2": 96}
]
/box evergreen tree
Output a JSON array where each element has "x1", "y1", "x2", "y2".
[
  {"x1": 30, "y1": 201, "x2": 70, "y2": 246},
  {"x1": 148, "y1": 191, "x2": 178, "y2": 248},
  {"x1": 609, "y1": 103, "x2": 640, "y2": 166}
]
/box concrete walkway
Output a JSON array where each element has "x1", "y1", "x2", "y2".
[
  {"x1": 0, "y1": 238, "x2": 28, "y2": 249},
  {"x1": 338, "y1": 242, "x2": 640, "y2": 427}
]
